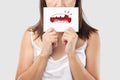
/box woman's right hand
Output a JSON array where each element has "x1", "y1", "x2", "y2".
[{"x1": 41, "y1": 28, "x2": 58, "y2": 57}]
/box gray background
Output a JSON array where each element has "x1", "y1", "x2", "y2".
[{"x1": 0, "y1": 0, "x2": 120, "y2": 80}]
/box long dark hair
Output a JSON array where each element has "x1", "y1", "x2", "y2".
[{"x1": 29, "y1": 0, "x2": 98, "y2": 41}]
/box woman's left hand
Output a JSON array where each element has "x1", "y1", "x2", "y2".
[{"x1": 62, "y1": 27, "x2": 79, "y2": 55}]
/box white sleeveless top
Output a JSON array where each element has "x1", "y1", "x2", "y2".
[{"x1": 30, "y1": 32, "x2": 87, "y2": 80}]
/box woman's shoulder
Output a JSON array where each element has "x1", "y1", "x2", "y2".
[
  {"x1": 22, "y1": 27, "x2": 33, "y2": 38},
  {"x1": 23, "y1": 27, "x2": 36, "y2": 40},
  {"x1": 87, "y1": 31, "x2": 100, "y2": 46},
  {"x1": 21, "y1": 28, "x2": 33, "y2": 46},
  {"x1": 24, "y1": 27, "x2": 43, "y2": 48}
]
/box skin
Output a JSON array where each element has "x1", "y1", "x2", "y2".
[{"x1": 15, "y1": 0, "x2": 100, "y2": 80}]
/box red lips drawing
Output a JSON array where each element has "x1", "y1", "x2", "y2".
[{"x1": 50, "y1": 10, "x2": 72, "y2": 23}]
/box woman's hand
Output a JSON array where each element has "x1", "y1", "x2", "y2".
[
  {"x1": 62, "y1": 27, "x2": 78, "y2": 55},
  {"x1": 41, "y1": 28, "x2": 58, "y2": 57}
]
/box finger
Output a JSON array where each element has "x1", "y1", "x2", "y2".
[
  {"x1": 65, "y1": 27, "x2": 75, "y2": 34},
  {"x1": 62, "y1": 35, "x2": 71, "y2": 41},
  {"x1": 63, "y1": 33, "x2": 78, "y2": 42},
  {"x1": 49, "y1": 31, "x2": 57, "y2": 36},
  {"x1": 64, "y1": 30, "x2": 77, "y2": 39},
  {"x1": 49, "y1": 35, "x2": 58, "y2": 40},
  {"x1": 51, "y1": 38, "x2": 58, "y2": 43},
  {"x1": 64, "y1": 29, "x2": 72, "y2": 35},
  {"x1": 67, "y1": 27, "x2": 75, "y2": 32},
  {"x1": 63, "y1": 32, "x2": 68, "y2": 37},
  {"x1": 63, "y1": 33, "x2": 72, "y2": 41},
  {"x1": 46, "y1": 27, "x2": 55, "y2": 33}
]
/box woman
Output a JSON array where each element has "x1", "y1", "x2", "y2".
[{"x1": 15, "y1": 0, "x2": 100, "y2": 80}]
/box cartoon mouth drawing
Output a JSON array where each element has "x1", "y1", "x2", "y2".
[
  {"x1": 50, "y1": 10, "x2": 72, "y2": 23},
  {"x1": 50, "y1": 14, "x2": 71, "y2": 23}
]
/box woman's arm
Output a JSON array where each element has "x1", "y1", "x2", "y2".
[
  {"x1": 15, "y1": 30, "x2": 49, "y2": 80},
  {"x1": 68, "y1": 32, "x2": 100, "y2": 80}
]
